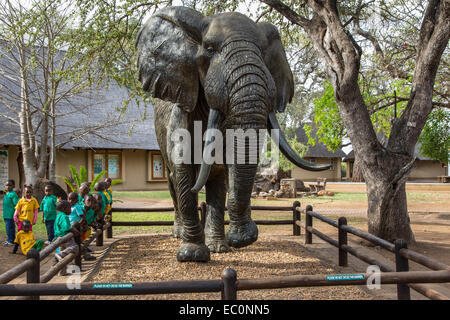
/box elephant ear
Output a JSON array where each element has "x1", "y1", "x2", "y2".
[
  {"x1": 258, "y1": 22, "x2": 294, "y2": 113},
  {"x1": 136, "y1": 7, "x2": 205, "y2": 112}
]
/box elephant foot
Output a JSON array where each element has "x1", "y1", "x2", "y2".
[
  {"x1": 205, "y1": 238, "x2": 231, "y2": 253},
  {"x1": 176, "y1": 242, "x2": 210, "y2": 262},
  {"x1": 227, "y1": 219, "x2": 258, "y2": 248}
]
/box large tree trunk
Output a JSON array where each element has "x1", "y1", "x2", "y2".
[
  {"x1": 366, "y1": 173, "x2": 415, "y2": 243},
  {"x1": 262, "y1": 0, "x2": 449, "y2": 244}
]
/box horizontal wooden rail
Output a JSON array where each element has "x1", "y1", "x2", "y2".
[
  {"x1": 112, "y1": 220, "x2": 294, "y2": 227},
  {"x1": 39, "y1": 233, "x2": 74, "y2": 260},
  {"x1": 0, "y1": 279, "x2": 223, "y2": 296},
  {"x1": 1, "y1": 270, "x2": 449, "y2": 297},
  {"x1": 305, "y1": 210, "x2": 338, "y2": 228},
  {"x1": 40, "y1": 253, "x2": 76, "y2": 284},
  {"x1": 111, "y1": 207, "x2": 175, "y2": 212},
  {"x1": 0, "y1": 259, "x2": 34, "y2": 284},
  {"x1": 301, "y1": 209, "x2": 450, "y2": 300},
  {"x1": 305, "y1": 226, "x2": 338, "y2": 247},
  {"x1": 399, "y1": 248, "x2": 450, "y2": 272},
  {"x1": 340, "y1": 224, "x2": 395, "y2": 252},
  {"x1": 112, "y1": 205, "x2": 293, "y2": 213},
  {"x1": 237, "y1": 270, "x2": 450, "y2": 291}
]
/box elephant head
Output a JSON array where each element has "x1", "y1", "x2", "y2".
[
  {"x1": 136, "y1": 6, "x2": 330, "y2": 166},
  {"x1": 136, "y1": 7, "x2": 330, "y2": 247}
]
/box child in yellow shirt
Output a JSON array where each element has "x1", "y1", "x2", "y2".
[
  {"x1": 11, "y1": 220, "x2": 44, "y2": 255},
  {"x1": 14, "y1": 184, "x2": 39, "y2": 231}
]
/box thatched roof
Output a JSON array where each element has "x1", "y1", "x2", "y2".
[
  {"x1": 0, "y1": 43, "x2": 159, "y2": 151},
  {"x1": 294, "y1": 126, "x2": 346, "y2": 158}
]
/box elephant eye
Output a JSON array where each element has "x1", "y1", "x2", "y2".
[{"x1": 206, "y1": 46, "x2": 215, "y2": 54}]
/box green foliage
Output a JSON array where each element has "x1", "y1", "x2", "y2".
[
  {"x1": 265, "y1": 133, "x2": 308, "y2": 173},
  {"x1": 61, "y1": 176, "x2": 76, "y2": 193},
  {"x1": 111, "y1": 179, "x2": 123, "y2": 186},
  {"x1": 61, "y1": 165, "x2": 106, "y2": 193},
  {"x1": 419, "y1": 109, "x2": 450, "y2": 163},
  {"x1": 305, "y1": 81, "x2": 344, "y2": 152},
  {"x1": 90, "y1": 170, "x2": 107, "y2": 192}
]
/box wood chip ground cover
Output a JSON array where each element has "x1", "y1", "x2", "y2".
[{"x1": 74, "y1": 234, "x2": 375, "y2": 300}]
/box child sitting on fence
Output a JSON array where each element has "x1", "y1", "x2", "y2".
[
  {"x1": 83, "y1": 194, "x2": 98, "y2": 228},
  {"x1": 94, "y1": 182, "x2": 109, "y2": 222},
  {"x1": 102, "y1": 182, "x2": 112, "y2": 222},
  {"x1": 41, "y1": 184, "x2": 57, "y2": 244},
  {"x1": 68, "y1": 192, "x2": 85, "y2": 225},
  {"x1": 78, "y1": 182, "x2": 90, "y2": 203},
  {"x1": 14, "y1": 184, "x2": 39, "y2": 231},
  {"x1": 53, "y1": 200, "x2": 79, "y2": 262},
  {"x1": 92, "y1": 193, "x2": 104, "y2": 226},
  {"x1": 69, "y1": 191, "x2": 97, "y2": 261},
  {"x1": 105, "y1": 177, "x2": 113, "y2": 211},
  {"x1": 3, "y1": 179, "x2": 19, "y2": 246},
  {"x1": 11, "y1": 220, "x2": 44, "y2": 255}
]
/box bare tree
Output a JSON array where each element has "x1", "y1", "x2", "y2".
[{"x1": 0, "y1": 0, "x2": 135, "y2": 185}]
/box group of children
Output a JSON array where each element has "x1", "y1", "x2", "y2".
[{"x1": 2, "y1": 178, "x2": 113, "y2": 266}]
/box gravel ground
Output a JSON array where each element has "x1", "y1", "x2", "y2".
[{"x1": 74, "y1": 234, "x2": 375, "y2": 300}]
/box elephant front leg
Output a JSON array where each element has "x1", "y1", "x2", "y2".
[
  {"x1": 226, "y1": 164, "x2": 258, "y2": 248},
  {"x1": 204, "y1": 171, "x2": 231, "y2": 253},
  {"x1": 175, "y1": 165, "x2": 210, "y2": 262}
]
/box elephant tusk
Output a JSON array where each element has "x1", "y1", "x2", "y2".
[
  {"x1": 191, "y1": 109, "x2": 222, "y2": 193},
  {"x1": 267, "y1": 111, "x2": 331, "y2": 171}
]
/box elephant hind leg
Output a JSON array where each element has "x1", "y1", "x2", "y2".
[{"x1": 167, "y1": 172, "x2": 182, "y2": 238}]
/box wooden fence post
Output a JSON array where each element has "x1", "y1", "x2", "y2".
[
  {"x1": 96, "y1": 223, "x2": 104, "y2": 247},
  {"x1": 338, "y1": 217, "x2": 348, "y2": 267},
  {"x1": 292, "y1": 201, "x2": 301, "y2": 236},
  {"x1": 221, "y1": 268, "x2": 237, "y2": 300},
  {"x1": 107, "y1": 212, "x2": 113, "y2": 238},
  {"x1": 74, "y1": 224, "x2": 82, "y2": 271},
  {"x1": 395, "y1": 239, "x2": 411, "y2": 300},
  {"x1": 26, "y1": 248, "x2": 40, "y2": 300},
  {"x1": 305, "y1": 205, "x2": 313, "y2": 244}
]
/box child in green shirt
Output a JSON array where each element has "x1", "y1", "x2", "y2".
[
  {"x1": 41, "y1": 185, "x2": 57, "y2": 244},
  {"x1": 3, "y1": 179, "x2": 19, "y2": 246},
  {"x1": 54, "y1": 200, "x2": 79, "y2": 263}
]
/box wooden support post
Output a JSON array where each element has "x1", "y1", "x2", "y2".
[
  {"x1": 395, "y1": 239, "x2": 411, "y2": 300},
  {"x1": 107, "y1": 213, "x2": 113, "y2": 238},
  {"x1": 26, "y1": 248, "x2": 40, "y2": 300},
  {"x1": 96, "y1": 223, "x2": 104, "y2": 247},
  {"x1": 305, "y1": 205, "x2": 313, "y2": 244},
  {"x1": 293, "y1": 201, "x2": 301, "y2": 236},
  {"x1": 221, "y1": 268, "x2": 237, "y2": 300},
  {"x1": 74, "y1": 224, "x2": 82, "y2": 271},
  {"x1": 338, "y1": 217, "x2": 348, "y2": 267}
]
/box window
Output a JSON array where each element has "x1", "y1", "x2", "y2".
[
  {"x1": 148, "y1": 151, "x2": 168, "y2": 181},
  {"x1": 92, "y1": 151, "x2": 122, "y2": 180},
  {"x1": 309, "y1": 158, "x2": 316, "y2": 164}
]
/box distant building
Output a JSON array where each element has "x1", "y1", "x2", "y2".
[
  {"x1": 343, "y1": 145, "x2": 448, "y2": 182},
  {"x1": 0, "y1": 69, "x2": 168, "y2": 191},
  {"x1": 291, "y1": 126, "x2": 346, "y2": 182}
]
